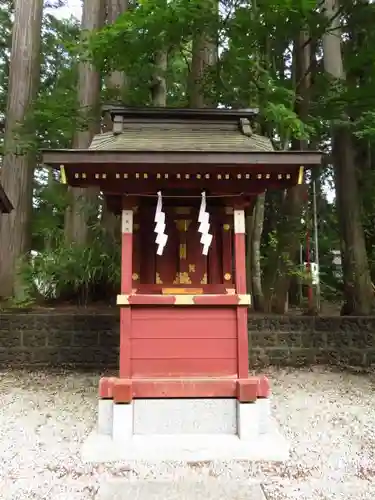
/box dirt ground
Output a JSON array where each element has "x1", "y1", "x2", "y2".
[{"x1": 0, "y1": 366, "x2": 374, "y2": 499}]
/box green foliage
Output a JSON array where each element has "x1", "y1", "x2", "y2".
[
  {"x1": 36, "y1": 14, "x2": 80, "y2": 150},
  {"x1": 20, "y1": 221, "x2": 121, "y2": 306},
  {"x1": 263, "y1": 102, "x2": 311, "y2": 144},
  {"x1": 4, "y1": 8, "x2": 123, "y2": 306},
  {"x1": 0, "y1": 1, "x2": 12, "y2": 114},
  {"x1": 87, "y1": 0, "x2": 317, "y2": 138},
  {"x1": 3, "y1": 0, "x2": 375, "y2": 309},
  {"x1": 88, "y1": 0, "x2": 220, "y2": 106}
]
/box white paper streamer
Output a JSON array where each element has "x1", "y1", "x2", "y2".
[
  {"x1": 154, "y1": 191, "x2": 168, "y2": 255},
  {"x1": 198, "y1": 191, "x2": 213, "y2": 256},
  {"x1": 198, "y1": 192, "x2": 206, "y2": 223}
]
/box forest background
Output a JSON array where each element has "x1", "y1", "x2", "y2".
[{"x1": 0, "y1": 0, "x2": 374, "y2": 316}]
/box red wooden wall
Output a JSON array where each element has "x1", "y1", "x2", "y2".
[{"x1": 130, "y1": 307, "x2": 238, "y2": 378}]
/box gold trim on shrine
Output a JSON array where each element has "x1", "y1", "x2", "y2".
[
  {"x1": 60, "y1": 165, "x2": 67, "y2": 184},
  {"x1": 116, "y1": 293, "x2": 252, "y2": 306},
  {"x1": 298, "y1": 166, "x2": 304, "y2": 184}
]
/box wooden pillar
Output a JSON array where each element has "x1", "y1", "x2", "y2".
[
  {"x1": 222, "y1": 210, "x2": 233, "y2": 285},
  {"x1": 119, "y1": 207, "x2": 133, "y2": 378},
  {"x1": 132, "y1": 213, "x2": 140, "y2": 289},
  {"x1": 234, "y1": 208, "x2": 249, "y2": 379},
  {"x1": 208, "y1": 214, "x2": 221, "y2": 285},
  {"x1": 140, "y1": 204, "x2": 155, "y2": 285}
]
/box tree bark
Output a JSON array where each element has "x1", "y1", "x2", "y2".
[
  {"x1": 0, "y1": 0, "x2": 43, "y2": 299},
  {"x1": 188, "y1": 2, "x2": 218, "y2": 108},
  {"x1": 189, "y1": 34, "x2": 215, "y2": 107},
  {"x1": 64, "y1": 0, "x2": 105, "y2": 245},
  {"x1": 104, "y1": 0, "x2": 128, "y2": 98},
  {"x1": 250, "y1": 193, "x2": 265, "y2": 310},
  {"x1": 151, "y1": 51, "x2": 167, "y2": 107},
  {"x1": 322, "y1": 0, "x2": 374, "y2": 315},
  {"x1": 100, "y1": 0, "x2": 128, "y2": 234}
]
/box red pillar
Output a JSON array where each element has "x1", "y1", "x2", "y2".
[
  {"x1": 119, "y1": 207, "x2": 133, "y2": 378},
  {"x1": 233, "y1": 208, "x2": 249, "y2": 379}
]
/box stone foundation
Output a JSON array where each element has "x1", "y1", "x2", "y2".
[
  {"x1": 133, "y1": 399, "x2": 238, "y2": 435},
  {"x1": 98, "y1": 398, "x2": 263, "y2": 438},
  {"x1": 82, "y1": 394, "x2": 285, "y2": 462},
  {"x1": 80, "y1": 372, "x2": 284, "y2": 463}
]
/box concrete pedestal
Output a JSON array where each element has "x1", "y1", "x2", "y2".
[{"x1": 82, "y1": 397, "x2": 289, "y2": 462}]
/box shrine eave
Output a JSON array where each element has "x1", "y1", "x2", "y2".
[
  {"x1": 42, "y1": 149, "x2": 322, "y2": 167},
  {"x1": 0, "y1": 183, "x2": 13, "y2": 213},
  {"x1": 101, "y1": 105, "x2": 260, "y2": 122}
]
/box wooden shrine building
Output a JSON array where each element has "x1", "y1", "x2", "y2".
[{"x1": 42, "y1": 107, "x2": 322, "y2": 461}]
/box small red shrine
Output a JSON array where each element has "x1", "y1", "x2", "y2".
[{"x1": 43, "y1": 107, "x2": 321, "y2": 461}]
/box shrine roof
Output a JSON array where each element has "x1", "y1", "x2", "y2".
[
  {"x1": 93, "y1": 105, "x2": 271, "y2": 153},
  {"x1": 0, "y1": 183, "x2": 13, "y2": 213},
  {"x1": 43, "y1": 106, "x2": 321, "y2": 174},
  {"x1": 102, "y1": 105, "x2": 260, "y2": 121},
  {"x1": 88, "y1": 123, "x2": 273, "y2": 153}
]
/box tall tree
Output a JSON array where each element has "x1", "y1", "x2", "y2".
[
  {"x1": 247, "y1": 193, "x2": 266, "y2": 311},
  {"x1": 64, "y1": 0, "x2": 104, "y2": 245},
  {"x1": 188, "y1": 1, "x2": 218, "y2": 108},
  {"x1": 151, "y1": 51, "x2": 168, "y2": 106},
  {"x1": 244, "y1": 0, "x2": 266, "y2": 312},
  {"x1": 103, "y1": 0, "x2": 128, "y2": 105},
  {"x1": 0, "y1": 0, "x2": 43, "y2": 299},
  {"x1": 322, "y1": 0, "x2": 374, "y2": 314},
  {"x1": 101, "y1": 0, "x2": 128, "y2": 233},
  {"x1": 6, "y1": 0, "x2": 374, "y2": 310},
  {"x1": 264, "y1": 29, "x2": 312, "y2": 313}
]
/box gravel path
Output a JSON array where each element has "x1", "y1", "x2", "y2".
[{"x1": 0, "y1": 366, "x2": 374, "y2": 499}]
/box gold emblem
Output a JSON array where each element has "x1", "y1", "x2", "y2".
[
  {"x1": 200, "y1": 273, "x2": 208, "y2": 284},
  {"x1": 132, "y1": 273, "x2": 139, "y2": 281},
  {"x1": 224, "y1": 273, "x2": 232, "y2": 281},
  {"x1": 179, "y1": 244, "x2": 187, "y2": 260},
  {"x1": 173, "y1": 272, "x2": 192, "y2": 285}
]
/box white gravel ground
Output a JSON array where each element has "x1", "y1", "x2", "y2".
[{"x1": 0, "y1": 366, "x2": 374, "y2": 499}]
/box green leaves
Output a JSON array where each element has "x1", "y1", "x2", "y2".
[
  {"x1": 21, "y1": 217, "x2": 121, "y2": 305},
  {"x1": 263, "y1": 102, "x2": 310, "y2": 143},
  {"x1": 5, "y1": 0, "x2": 375, "y2": 303}
]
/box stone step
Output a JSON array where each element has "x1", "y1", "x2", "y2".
[{"x1": 99, "y1": 479, "x2": 266, "y2": 500}]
